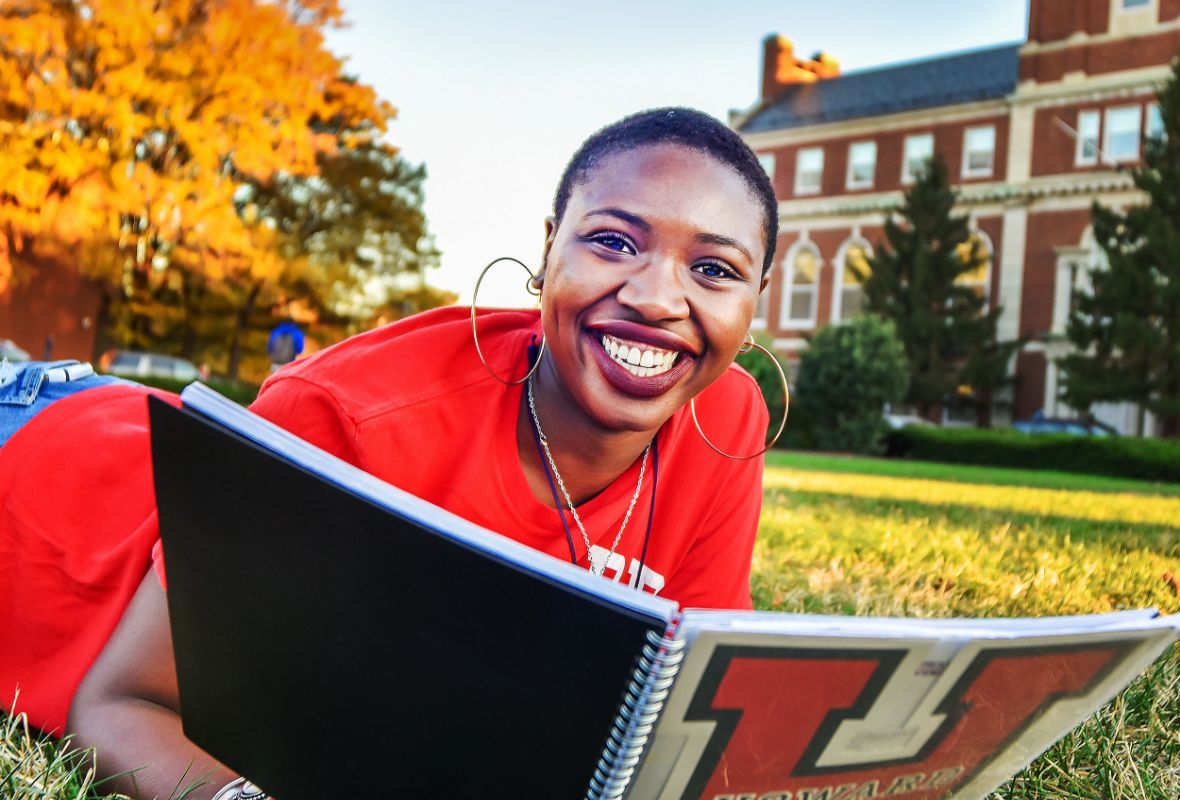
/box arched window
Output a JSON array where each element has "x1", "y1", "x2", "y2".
[
  {"x1": 832, "y1": 238, "x2": 873, "y2": 322},
  {"x1": 954, "y1": 231, "x2": 993, "y2": 304},
  {"x1": 778, "y1": 241, "x2": 820, "y2": 328},
  {"x1": 752, "y1": 275, "x2": 770, "y2": 330}
]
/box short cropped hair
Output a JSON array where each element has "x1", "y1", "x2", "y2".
[{"x1": 553, "y1": 107, "x2": 779, "y2": 276}]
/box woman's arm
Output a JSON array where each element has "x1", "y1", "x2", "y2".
[{"x1": 67, "y1": 571, "x2": 238, "y2": 800}]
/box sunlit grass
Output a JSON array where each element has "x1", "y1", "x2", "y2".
[
  {"x1": 754, "y1": 461, "x2": 1180, "y2": 800},
  {"x1": 762, "y1": 469, "x2": 1180, "y2": 529},
  {"x1": 0, "y1": 702, "x2": 111, "y2": 800}
]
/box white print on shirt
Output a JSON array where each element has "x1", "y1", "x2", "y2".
[{"x1": 588, "y1": 544, "x2": 666, "y2": 595}]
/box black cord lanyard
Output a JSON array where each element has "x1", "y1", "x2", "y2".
[{"x1": 524, "y1": 338, "x2": 658, "y2": 589}]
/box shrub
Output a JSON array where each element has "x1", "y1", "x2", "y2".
[
  {"x1": 793, "y1": 317, "x2": 909, "y2": 454},
  {"x1": 887, "y1": 425, "x2": 1180, "y2": 483},
  {"x1": 736, "y1": 333, "x2": 790, "y2": 447}
]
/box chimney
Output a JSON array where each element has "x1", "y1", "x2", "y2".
[{"x1": 761, "y1": 33, "x2": 840, "y2": 103}]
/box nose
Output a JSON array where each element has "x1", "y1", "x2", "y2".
[{"x1": 615, "y1": 254, "x2": 690, "y2": 322}]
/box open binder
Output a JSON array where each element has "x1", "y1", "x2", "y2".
[{"x1": 149, "y1": 384, "x2": 1179, "y2": 800}]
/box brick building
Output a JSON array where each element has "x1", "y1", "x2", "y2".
[{"x1": 736, "y1": 0, "x2": 1180, "y2": 434}]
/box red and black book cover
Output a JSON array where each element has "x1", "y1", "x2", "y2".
[{"x1": 629, "y1": 619, "x2": 1176, "y2": 800}]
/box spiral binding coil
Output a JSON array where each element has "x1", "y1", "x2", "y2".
[{"x1": 586, "y1": 628, "x2": 688, "y2": 800}]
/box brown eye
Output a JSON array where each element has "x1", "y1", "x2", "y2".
[
  {"x1": 587, "y1": 232, "x2": 636, "y2": 255},
  {"x1": 693, "y1": 262, "x2": 738, "y2": 281}
]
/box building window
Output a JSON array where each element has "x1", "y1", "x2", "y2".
[
  {"x1": 902, "y1": 133, "x2": 934, "y2": 184},
  {"x1": 1147, "y1": 103, "x2": 1165, "y2": 142},
  {"x1": 1076, "y1": 110, "x2": 1100, "y2": 165},
  {"x1": 758, "y1": 152, "x2": 776, "y2": 179},
  {"x1": 846, "y1": 141, "x2": 876, "y2": 189},
  {"x1": 833, "y1": 240, "x2": 872, "y2": 322},
  {"x1": 795, "y1": 147, "x2": 824, "y2": 195},
  {"x1": 1120, "y1": 0, "x2": 1151, "y2": 9},
  {"x1": 1104, "y1": 105, "x2": 1142, "y2": 162},
  {"x1": 753, "y1": 275, "x2": 770, "y2": 330},
  {"x1": 780, "y1": 242, "x2": 820, "y2": 328},
  {"x1": 954, "y1": 232, "x2": 992, "y2": 304},
  {"x1": 961, "y1": 125, "x2": 996, "y2": 177}
]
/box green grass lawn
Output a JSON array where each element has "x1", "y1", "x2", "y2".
[
  {"x1": 3, "y1": 455, "x2": 1178, "y2": 798},
  {"x1": 754, "y1": 456, "x2": 1180, "y2": 800}
]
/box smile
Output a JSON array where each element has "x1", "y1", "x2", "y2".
[{"x1": 600, "y1": 333, "x2": 680, "y2": 377}]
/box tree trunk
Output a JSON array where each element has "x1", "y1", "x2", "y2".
[
  {"x1": 227, "y1": 282, "x2": 261, "y2": 382},
  {"x1": 1136, "y1": 403, "x2": 1147, "y2": 437}
]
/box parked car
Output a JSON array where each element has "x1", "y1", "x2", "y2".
[
  {"x1": 0, "y1": 338, "x2": 30, "y2": 362},
  {"x1": 1011, "y1": 416, "x2": 1117, "y2": 437},
  {"x1": 102, "y1": 350, "x2": 201, "y2": 382}
]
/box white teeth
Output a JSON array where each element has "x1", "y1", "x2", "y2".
[{"x1": 599, "y1": 333, "x2": 682, "y2": 378}]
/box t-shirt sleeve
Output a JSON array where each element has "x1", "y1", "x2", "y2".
[
  {"x1": 662, "y1": 452, "x2": 763, "y2": 610},
  {"x1": 249, "y1": 375, "x2": 360, "y2": 466},
  {"x1": 662, "y1": 370, "x2": 768, "y2": 610}
]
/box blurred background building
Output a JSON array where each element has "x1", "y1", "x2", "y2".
[{"x1": 737, "y1": 0, "x2": 1177, "y2": 434}]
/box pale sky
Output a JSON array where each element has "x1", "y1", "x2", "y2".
[{"x1": 326, "y1": 0, "x2": 1029, "y2": 306}]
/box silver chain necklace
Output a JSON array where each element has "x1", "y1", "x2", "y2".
[{"x1": 526, "y1": 376, "x2": 651, "y2": 577}]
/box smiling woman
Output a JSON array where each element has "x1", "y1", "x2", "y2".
[{"x1": 0, "y1": 108, "x2": 784, "y2": 800}]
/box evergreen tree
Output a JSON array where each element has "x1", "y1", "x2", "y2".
[
  {"x1": 1059, "y1": 61, "x2": 1180, "y2": 438},
  {"x1": 857, "y1": 156, "x2": 1016, "y2": 421}
]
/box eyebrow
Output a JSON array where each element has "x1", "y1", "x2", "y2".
[
  {"x1": 585, "y1": 207, "x2": 651, "y2": 232},
  {"x1": 585, "y1": 207, "x2": 755, "y2": 264},
  {"x1": 696, "y1": 232, "x2": 755, "y2": 265}
]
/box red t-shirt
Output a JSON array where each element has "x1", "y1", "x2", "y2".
[
  {"x1": 250, "y1": 306, "x2": 766, "y2": 610},
  {"x1": 1, "y1": 308, "x2": 766, "y2": 735},
  {"x1": 0, "y1": 384, "x2": 179, "y2": 734}
]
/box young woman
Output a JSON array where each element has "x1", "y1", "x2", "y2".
[{"x1": 0, "y1": 107, "x2": 782, "y2": 800}]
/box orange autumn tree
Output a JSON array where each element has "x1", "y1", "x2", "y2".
[{"x1": 0, "y1": 0, "x2": 393, "y2": 374}]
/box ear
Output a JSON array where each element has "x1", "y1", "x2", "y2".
[
  {"x1": 535, "y1": 215, "x2": 558, "y2": 289},
  {"x1": 759, "y1": 273, "x2": 770, "y2": 294}
]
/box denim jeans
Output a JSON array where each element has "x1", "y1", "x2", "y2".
[{"x1": 0, "y1": 360, "x2": 130, "y2": 446}]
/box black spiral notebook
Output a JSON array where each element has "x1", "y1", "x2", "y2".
[{"x1": 148, "y1": 385, "x2": 1179, "y2": 800}]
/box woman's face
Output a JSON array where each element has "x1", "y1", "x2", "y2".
[{"x1": 537, "y1": 143, "x2": 768, "y2": 435}]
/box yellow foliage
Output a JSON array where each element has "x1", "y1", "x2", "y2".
[{"x1": 0, "y1": 0, "x2": 392, "y2": 297}]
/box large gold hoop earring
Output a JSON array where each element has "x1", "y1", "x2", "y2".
[
  {"x1": 690, "y1": 337, "x2": 790, "y2": 460},
  {"x1": 470, "y1": 256, "x2": 546, "y2": 385}
]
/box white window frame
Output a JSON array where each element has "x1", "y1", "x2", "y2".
[
  {"x1": 778, "y1": 240, "x2": 821, "y2": 330},
  {"x1": 1103, "y1": 104, "x2": 1142, "y2": 163},
  {"x1": 1110, "y1": 0, "x2": 1158, "y2": 35},
  {"x1": 830, "y1": 237, "x2": 874, "y2": 323},
  {"x1": 961, "y1": 125, "x2": 996, "y2": 178},
  {"x1": 752, "y1": 271, "x2": 770, "y2": 330},
  {"x1": 794, "y1": 147, "x2": 824, "y2": 195},
  {"x1": 901, "y1": 133, "x2": 934, "y2": 184},
  {"x1": 845, "y1": 141, "x2": 876, "y2": 189},
  {"x1": 1075, "y1": 110, "x2": 1101, "y2": 166}
]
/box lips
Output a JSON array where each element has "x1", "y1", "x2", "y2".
[{"x1": 585, "y1": 324, "x2": 697, "y2": 398}]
